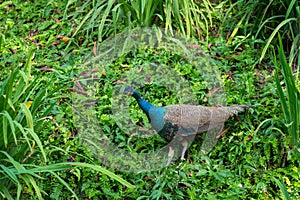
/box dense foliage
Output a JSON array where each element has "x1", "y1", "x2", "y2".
[{"x1": 0, "y1": 0, "x2": 299, "y2": 199}]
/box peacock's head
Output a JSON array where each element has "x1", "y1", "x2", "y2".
[
  {"x1": 123, "y1": 87, "x2": 141, "y2": 100},
  {"x1": 123, "y1": 87, "x2": 135, "y2": 95}
]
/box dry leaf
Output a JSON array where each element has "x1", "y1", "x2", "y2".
[
  {"x1": 93, "y1": 42, "x2": 97, "y2": 56},
  {"x1": 62, "y1": 36, "x2": 70, "y2": 43},
  {"x1": 52, "y1": 40, "x2": 60, "y2": 46},
  {"x1": 51, "y1": 16, "x2": 60, "y2": 23}
]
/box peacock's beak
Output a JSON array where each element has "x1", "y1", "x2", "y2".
[{"x1": 123, "y1": 87, "x2": 134, "y2": 95}]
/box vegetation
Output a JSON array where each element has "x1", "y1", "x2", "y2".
[{"x1": 0, "y1": 0, "x2": 299, "y2": 199}]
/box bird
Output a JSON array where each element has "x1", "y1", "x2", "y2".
[{"x1": 124, "y1": 87, "x2": 252, "y2": 166}]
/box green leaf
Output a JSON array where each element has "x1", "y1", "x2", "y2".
[
  {"x1": 272, "y1": 177, "x2": 292, "y2": 200},
  {"x1": 260, "y1": 18, "x2": 297, "y2": 62}
]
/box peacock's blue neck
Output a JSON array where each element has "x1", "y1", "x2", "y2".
[
  {"x1": 131, "y1": 89, "x2": 165, "y2": 131},
  {"x1": 132, "y1": 90, "x2": 153, "y2": 122}
]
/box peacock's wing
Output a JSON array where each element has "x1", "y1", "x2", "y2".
[{"x1": 164, "y1": 105, "x2": 232, "y2": 136}]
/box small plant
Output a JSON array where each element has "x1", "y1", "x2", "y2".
[
  {"x1": 0, "y1": 53, "x2": 54, "y2": 198},
  {"x1": 66, "y1": 0, "x2": 213, "y2": 42},
  {"x1": 259, "y1": 0, "x2": 299, "y2": 62},
  {"x1": 274, "y1": 34, "x2": 300, "y2": 154},
  {"x1": 221, "y1": 0, "x2": 299, "y2": 61},
  {"x1": 0, "y1": 56, "x2": 134, "y2": 199}
]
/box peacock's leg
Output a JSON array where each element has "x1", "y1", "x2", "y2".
[
  {"x1": 166, "y1": 146, "x2": 174, "y2": 167},
  {"x1": 215, "y1": 123, "x2": 224, "y2": 139},
  {"x1": 180, "y1": 140, "x2": 188, "y2": 160}
]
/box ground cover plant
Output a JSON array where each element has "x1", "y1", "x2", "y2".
[{"x1": 0, "y1": 0, "x2": 299, "y2": 199}]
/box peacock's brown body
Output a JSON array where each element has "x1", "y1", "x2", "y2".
[{"x1": 124, "y1": 88, "x2": 252, "y2": 166}]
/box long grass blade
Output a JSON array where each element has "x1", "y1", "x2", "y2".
[
  {"x1": 289, "y1": 33, "x2": 300, "y2": 64},
  {"x1": 98, "y1": 0, "x2": 115, "y2": 41},
  {"x1": 51, "y1": 162, "x2": 135, "y2": 188},
  {"x1": 278, "y1": 34, "x2": 299, "y2": 145},
  {"x1": 2, "y1": 113, "x2": 8, "y2": 148},
  {"x1": 1, "y1": 69, "x2": 16, "y2": 110},
  {"x1": 200, "y1": 0, "x2": 212, "y2": 28},
  {"x1": 275, "y1": 69, "x2": 290, "y2": 119},
  {"x1": 227, "y1": 14, "x2": 246, "y2": 45},
  {"x1": 259, "y1": 18, "x2": 297, "y2": 62},
  {"x1": 70, "y1": 9, "x2": 94, "y2": 38},
  {"x1": 0, "y1": 184, "x2": 14, "y2": 200},
  {"x1": 24, "y1": 49, "x2": 34, "y2": 79},
  {"x1": 274, "y1": 34, "x2": 300, "y2": 148},
  {"x1": 272, "y1": 177, "x2": 292, "y2": 200},
  {"x1": 20, "y1": 174, "x2": 42, "y2": 200},
  {"x1": 255, "y1": 15, "x2": 284, "y2": 39},
  {"x1": 20, "y1": 103, "x2": 34, "y2": 130},
  {"x1": 285, "y1": 0, "x2": 297, "y2": 19},
  {"x1": 0, "y1": 164, "x2": 20, "y2": 184},
  {"x1": 25, "y1": 128, "x2": 47, "y2": 163},
  {"x1": 20, "y1": 162, "x2": 134, "y2": 188},
  {"x1": 1, "y1": 111, "x2": 16, "y2": 145},
  {"x1": 0, "y1": 151, "x2": 25, "y2": 173}
]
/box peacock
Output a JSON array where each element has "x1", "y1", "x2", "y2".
[{"x1": 124, "y1": 87, "x2": 252, "y2": 166}]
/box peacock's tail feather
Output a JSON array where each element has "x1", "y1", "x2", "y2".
[{"x1": 162, "y1": 104, "x2": 252, "y2": 135}]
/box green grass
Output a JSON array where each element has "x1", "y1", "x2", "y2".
[
  {"x1": 274, "y1": 34, "x2": 300, "y2": 154},
  {"x1": 65, "y1": 0, "x2": 213, "y2": 42},
  {"x1": 0, "y1": 62, "x2": 134, "y2": 199},
  {"x1": 0, "y1": 0, "x2": 299, "y2": 199}
]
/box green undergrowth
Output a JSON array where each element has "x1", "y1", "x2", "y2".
[{"x1": 0, "y1": 0, "x2": 299, "y2": 199}]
